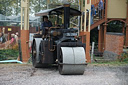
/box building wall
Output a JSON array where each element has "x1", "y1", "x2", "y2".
[
  {"x1": 105, "y1": 32, "x2": 124, "y2": 55},
  {"x1": 107, "y1": 0, "x2": 127, "y2": 18}
]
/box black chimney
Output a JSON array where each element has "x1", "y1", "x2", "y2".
[{"x1": 64, "y1": 4, "x2": 70, "y2": 29}]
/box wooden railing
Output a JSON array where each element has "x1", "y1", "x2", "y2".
[
  {"x1": 90, "y1": 0, "x2": 106, "y2": 30},
  {"x1": 91, "y1": 0, "x2": 105, "y2": 6}
]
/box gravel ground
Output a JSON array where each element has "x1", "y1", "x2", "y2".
[{"x1": 0, "y1": 64, "x2": 128, "y2": 85}]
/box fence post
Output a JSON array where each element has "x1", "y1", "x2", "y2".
[{"x1": 91, "y1": 42, "x2": 95, "y2": 63}]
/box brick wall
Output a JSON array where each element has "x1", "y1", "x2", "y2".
[{"x1": 105, "y1": 32, "x2": 124, "y2": 55}]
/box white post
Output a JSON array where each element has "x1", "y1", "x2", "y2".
[
  {"x1": 98, "y1": 25, "x2": 100, "y2": 30},
  {"x1": 88, "y1": 9, "x2": 91, "y2": 32},
  {"x1": 27, "y1": 0, "x2": 29, "y2": 30},
  {"x1": 84, "y1": 0, "x2": 91, "y2": 32},
  {"x1": 47, "y1": 0, "x2": 50, "y2": 9},
  {"x1": 21, "y1": 0, "x2": 29, "y2": 30},
  {"x1": 91, "y1": 42, "x2": 95, "y2": 63},
  {"x1": 21, "y1": 0, "x2": 23, "y2": 30}
]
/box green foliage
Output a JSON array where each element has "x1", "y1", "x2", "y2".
[
  {"x1": 0, "y1": 49, "x2": 19, "y2": 61},
  {"x1": 107, "y1": 21, "x2": 123, "y2": 33},
  {"x1": 91, "y1": 61, "x2": 128, "y2": 66},
  {"x1": 0, "y1": 0, "x2": 79, "y2": 16},
  {"x1": 118, "y1": 53, "x2": 128, "y2": 62},
  {"x1": 92, "y1": 56, "x2": 128, "y2": 66},
  {"x1": 30, "y1": 0, "x2": 47, "y2": 13},
  {"x1": 0, "y1": 0, "x2": 20, "y2": 15}
]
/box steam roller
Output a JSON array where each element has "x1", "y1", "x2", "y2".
[{"x1": 32, "y1": 4, "x2": 87, "y2": 75}]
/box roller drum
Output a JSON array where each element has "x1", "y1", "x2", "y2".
[{"x1": 59, "y1": 47, "x2": 86, "y2": 75}]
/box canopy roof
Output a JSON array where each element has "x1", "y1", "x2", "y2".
[
  {"x1": 0, "y1": 14, "x2": 10, "y2": 21},
  {"x1": 35, "y1": 6, "x2": 81, "y2": 16}
]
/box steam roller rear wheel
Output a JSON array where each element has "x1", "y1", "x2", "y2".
[
  {"x1": 59, "y1": 47, "x2": 86, "y2": 75},
  {"x1": 32, "y1": 42, "x2": 43, "y2": 68}
]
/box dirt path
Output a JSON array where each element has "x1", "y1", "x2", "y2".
[{"x1": 0, "y1": 64, "x2": 128, "y2": 85}]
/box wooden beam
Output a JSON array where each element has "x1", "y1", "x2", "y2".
[
  {"x1": 86, "y1": 32, "x2": 91, "y2": 63},
  {"x1": 90, "y1": 18, "x2": 105, "y2": 30},
  {"x1": 98, "y1": 25, "x2": 104, "y2": 52},
  {"x1": 125, "y1": 1, "x2": 128, "y2": 46},
  {"x1": 122, "y1": 23, "x2": 125, "y2": 34},
  {"x1": 103, "y1": 23, "x2": 108, "y2": 51}
]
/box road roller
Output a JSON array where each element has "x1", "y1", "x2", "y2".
[{"x1": 32, "y1": 4, "x2": 87, "y2": 75}]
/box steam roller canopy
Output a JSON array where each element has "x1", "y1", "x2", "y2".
[{"x1": 59, "y1": 47, "x2": 86, "y2": 75}]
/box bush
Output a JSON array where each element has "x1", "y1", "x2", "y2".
[
  {"x1": 118, "y1": 53, "x2": 128, "y2": 62},
  {"x1": 0, "y1": 49, "x2": 19, "y2": 61}
]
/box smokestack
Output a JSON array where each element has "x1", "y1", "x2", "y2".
[{"x1": 63, "y1": 3, "x2": 70, "y2": 29}]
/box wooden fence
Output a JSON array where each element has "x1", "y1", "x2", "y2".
[{"x1": 0, "y1": 26, "x2": 37, "y2": 40}]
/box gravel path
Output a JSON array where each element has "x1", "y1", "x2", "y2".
[{"x1": 0, "y1": 64, "x2": 128, "y2": 85}]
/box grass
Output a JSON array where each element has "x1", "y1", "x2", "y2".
[
  {"x1": 90, "y1": 61, "x2": 128, "y2": 66},
  {"x1": 89, "y1": 54, "x2": 128, "y2": 66},
  {"x1": 90, "y1": 56, "x2": 128, "y2": 66},
  {"x1": 0, "y1": 49, "x2": 127, "y2": 66}
]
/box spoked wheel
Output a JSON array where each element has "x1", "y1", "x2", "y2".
[
  {"x1": 58, "y1": 47, "x2": 86, "y2": 75},
  {"x1": 32, "y1": 42, "x2": 43, "y2": 68}
]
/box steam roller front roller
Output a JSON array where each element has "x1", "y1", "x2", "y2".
[
  {"x1": 59, "y1": 47, "x2": 86, "y2": 75},
  {"x1": 32, "y1": 38, "x2": 43, "y2": 68}
]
